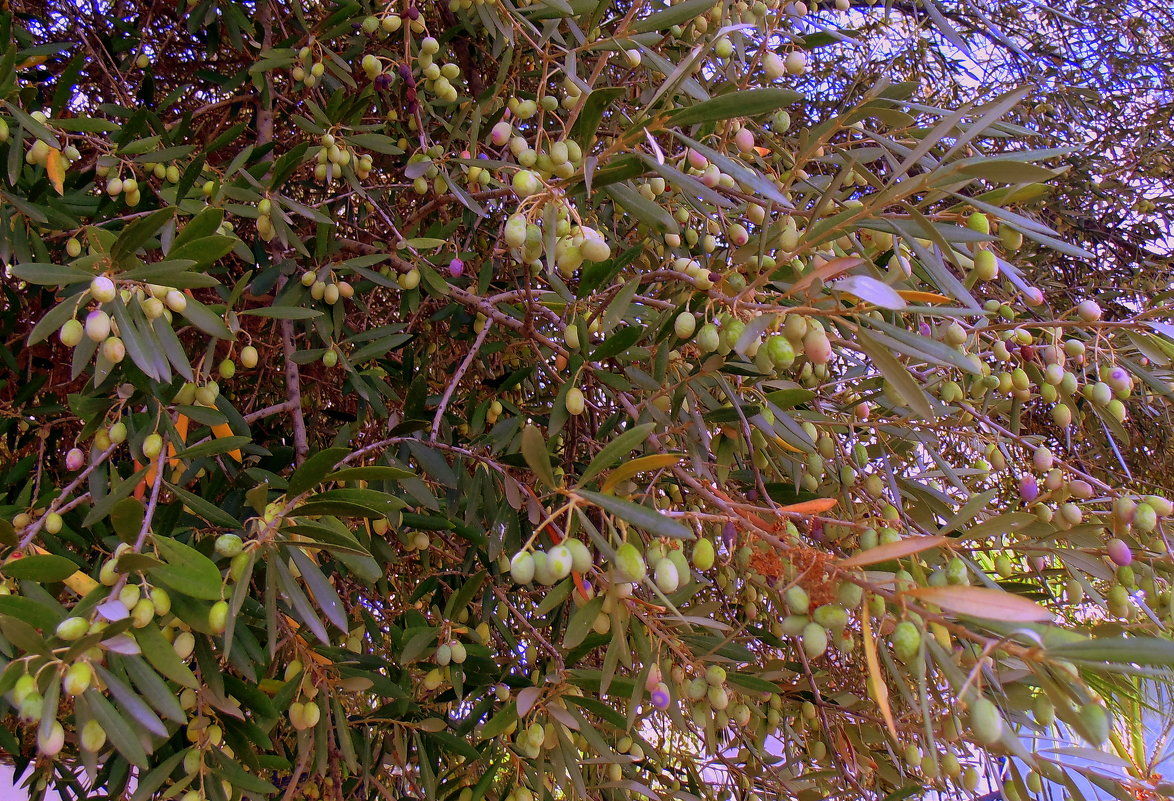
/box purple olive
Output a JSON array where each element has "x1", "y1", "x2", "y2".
[
  {"x1": 650, "y1": 688, "x2": 670, "y2": 710},
  {"x1": 448, "y1": 258, "x2": 464, "y2": 277}
]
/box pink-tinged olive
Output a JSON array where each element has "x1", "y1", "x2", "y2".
[
  {"x1": 1032, "y1": 446, "x2": 1053, "y2": 471},
  {"x1": 38, "y1": 721, "x2": 65, "y2": 756},
  {"x1": 734, "y1": 128, "x2": 755, "y2": 153},
  {"x1": 490, "y1": 121, "x2": 512, "y2": 146},
  {"x1": 1019, "y1": 474, "x2": 1038, "y2": 502},
  {"x1": 90, "y1": 275, "x2": 117, "y2": 303},
  {"x1": 803, "y1": 329, "x2": 832, "y2": 364},
  {"x1": 1076, "y1": 299, "x2": 1102, "y2": 321},
  {"x1": 65, "y1": 447, "x2": 85, "y2": 471},
  {"x1": 101, "y1": 336, "x2": 126, "y2": 364},
  {"x1": 85, "y1": 310, "x2": 111, "y2": 342},
  {"x1": 1106, "y1": 538, "x2": 1132, "y2": 566}
]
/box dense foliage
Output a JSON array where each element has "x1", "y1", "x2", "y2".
[{"x1": 1, "y1": 1, "x2": 1173, "y2": 800}]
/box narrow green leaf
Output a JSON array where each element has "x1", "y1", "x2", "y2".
[
  {"x1": 94, "y1": 664, "x2": 168, "y2": 737},
  {"x1": 288, "y1": 447, "x2": 350, "y2": 497},
  {"x1": 1, "y1": 553, "x2": 79, "y2": 582},
  {"x1": 1049, "y1": 637, "x2": 1174, "y2": 667},
  {"x1": 150, "y1": 536, "x2": 223, "y2": 601},
  {"x1": 10, "y1": 262, "x2": 93, "y2": 286},
  {"x1": 669, "y1": 87, "x2": 801, "y2": 127},
  {"x1": 84, "y1": 688, "x2": 151, "y2": 767},
  {"x1": 577, "y1": 490, "x2": 693, "y2": 539},
  {"x1": 578, "y1": 422, "x2": 656, "y2": 486},
  {"x1": 287, "y1": 547, "x2": 349, "y2": 631},
  {"x1": 133, "y1": 623, "x2": 199, "y2": 688},
  {"x1": 521, "y1": 423, "x2": 557, "y2": 490},
  {"x1": 854, "y1": 327, "x2": 933, "y2": 418},
  {"x1": 629, "y1": 0, "x2": 716, "y2": 33}
]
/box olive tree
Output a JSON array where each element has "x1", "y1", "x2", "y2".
[{"x1": 1, "y1": 1, "x2": 1172, "y2": 800}]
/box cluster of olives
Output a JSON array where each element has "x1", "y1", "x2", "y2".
[
  {"x1": 311, "y1": 132, "x2": 374, "y2": 185},
  {"x1": 299, "y1": 266, "x2": 356, "y2": 306},
  {"x1": 289, "y1": 44, "x2": 327, "y2": 88},
  {"x1": 501, "y1": 206, "x2": 611, "y2": 277},
  {"x1": 57, "y1": 275, "x2": 187, "y2": 367},
  {"x1": 173, "y1": 378, "x2": 224, "y2": 408},
  {"x1": 508, "y1": 538, "x2": 593, "y2": 585}
]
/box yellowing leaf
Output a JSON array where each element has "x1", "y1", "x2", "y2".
[
  {"x1": 903, "y1": 585, "x2": 1053, "y2": 622},
  {"x1": 840, "y1": 535, "x2": 947, "y2": 567},
  {"x1": 46, "y1": 147, "x2": 65, "y2": 195},
  {"x1": 30, "y1": 544, "x2": 98, "y2": 596},
  {"x1": 773, "y1": 435, "x2": 804, "y2": 454},
  {"x1": 601, "y1": 454, "x2": 683, "y2": 493},
  {"x1": 895, "y1": 290, "x2": 954, "y2": 304},
  {"x1": 862, "y1": 609, "x2": 897, "y2": 738}
]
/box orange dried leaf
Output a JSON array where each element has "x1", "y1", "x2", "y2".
[
  {"x1": 840, "y1": 535, "x2": 948, "y2": 567},
  {"x1": 211, "y1": 422, "x2": 242, "y2": 462},
  {"x1": 46, "y1": 147, "x2": 65, "y2": 194},
  {"x1": 895, "y1": 290, "x2": 954, "y2": 304},
  {"x1": 862, "y1": 610, "x2": 897, "y2": 738},
  {"x1": 778, "y1": 497, "x2": 837, "y2": 515},
  {"x1": 904, "y1": 585, "x2": 1053, "y2": 622}
]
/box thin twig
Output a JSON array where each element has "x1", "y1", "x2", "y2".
[
  {"x1": 430, "y1": 320, "x2": 492, "y2": 441},
  {"x1": 17, "y1": 444, "x2": 118, "y2": 550}
]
